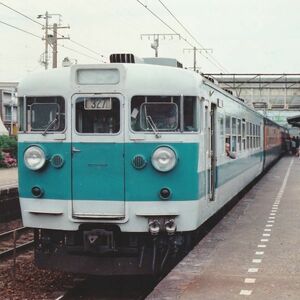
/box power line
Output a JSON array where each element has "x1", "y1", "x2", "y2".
[
  {"x1": 0, "y1": 19, "x2": 101, "y2": 62},
  {"x1": 136, "y1": 0, "x2": 228, "y2": 72},
  {"x1": 58, "y1": 44, "x2": 100, "y2": 62},
  {"x1": 0, "y1": 2, "x2": 43, "y2": 26},
  {"x1": 0, "y1": 20, "x2": 41, "y2": 39},
  {"x1": 0, "y1": 1, "x2": 105, "y2": 59},
  {"x1": 158, "y1": 0, "x2": 228, "y2": 72}
]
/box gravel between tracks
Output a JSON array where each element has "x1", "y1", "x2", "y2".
[
  {"x1": 0, "y1": 252, "x2": 75, "y2": 300},
  {"x1": 0, "y1": 219, "x2": 75, "y2": 299}
]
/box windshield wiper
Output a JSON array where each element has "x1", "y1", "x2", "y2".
[
  {"x1": 146, "y1": 115, "x2": 161, "y2": 138},
  {"x1": 42, "y1": 118, "x2": 58, "y2": 136}
]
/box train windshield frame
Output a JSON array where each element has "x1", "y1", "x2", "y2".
[
  {"x1": 130, "y1": 95, "x2": 199, "y2": 133},
  {"x1": 75, "y1": 96, "x2": 120, "y2": 134},
  {"x1": 18, "y1": 96, "x2": 65, "y2": 133}
]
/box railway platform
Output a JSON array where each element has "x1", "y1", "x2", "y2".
[
  {"x1": 0, "y1": 167, "x2": 18, "y2": 190},
  {"x1": 147, "y1": 156, "x2": 300, "y2": 300}
]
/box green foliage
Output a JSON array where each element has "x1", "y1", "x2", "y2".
[{"x1": 0, "y1": 135, "x2": 17, "y2": 159}]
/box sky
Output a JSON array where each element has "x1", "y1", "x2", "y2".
[{"x1": 1, "y1": 0, "x2": 300, "y2": 81}]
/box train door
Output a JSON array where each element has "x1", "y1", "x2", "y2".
[
  {"x1": 204, "y1": 102, "x2": 216, "y2": 202},
  {"x1": 71, "y1": 94, "x2": 125, "y2": 219}
]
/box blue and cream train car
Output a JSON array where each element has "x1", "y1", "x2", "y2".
[{"x1": 17, "y1": 54, "x2": 285, "y2": 275}]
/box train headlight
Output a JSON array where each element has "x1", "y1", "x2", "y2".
[
  {"x1": 24, "y1": 146, "x2": 46, "y2": 171},
  {"x1": 151, "y1": 146, "x2": 177, "y2": 172}
]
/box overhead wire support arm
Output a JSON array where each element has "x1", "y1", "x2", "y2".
[
  {"x1": 141, "y1": 33, "x2": 181, "y2": 57},
  {"x1": 183, "y1": 47, "x2": 213, "y2": 72}
]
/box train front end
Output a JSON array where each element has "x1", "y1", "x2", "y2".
[{"x1": 17, "y1": 59, "x2": 202, "y2": 275}]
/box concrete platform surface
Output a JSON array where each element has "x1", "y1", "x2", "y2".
[
  {"x1": 147, "y1": 156, "x2": 300, "y2": 300},
  {"x1": 0, "y1": 167, "x2": 18, "y2": 190}
]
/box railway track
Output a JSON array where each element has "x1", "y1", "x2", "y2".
[
  {"x1": 56, "y1": 275, "x2": 156, "y2": 300},
  {"x1": 0, "y1": 227, "x2": 34, "y2": 259}
]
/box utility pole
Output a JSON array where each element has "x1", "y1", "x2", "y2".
[
  {"x1": 141, "y1": 33, "x2": 181, "y2": 57},
  {"x1": 183, "y1": 47, "x2": 213, "y2": 71},
  {"x1": 51, "y1": 23, "x2": 70, "y2": 68},
  {"x1": 38, "y1": 12, "x2": 70, "y2": 69}
]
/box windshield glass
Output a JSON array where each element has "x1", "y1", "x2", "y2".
[
  {"x1": 31, "y1": 103, "x2": 59, "y2": 130},
  {"x1": 141, "y1": 102, "x2": 178, "y2": 131},
  {"x1": 19, "y1": 96, "x2": 65, "y2": 132},
  {"x1": 131, "y1": 95, "x2": 198, "y2": 133},
  {"x1": 75, "y1": 97, "x2": 120, "y2": 134}
]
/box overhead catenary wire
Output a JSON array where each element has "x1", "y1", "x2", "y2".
[
  {"x1": 136, "y1": 0, "x2": 228, "y2": 73},
  {"x1": 0, "y1": 20, "x2": 41, "y2": 39},
  {"x1": 0, "y1": 1, "x2": 43, "y2": 26},
  {"x1": 0, "y1": 1, "x2": 106, "y2": 60},
  {"x1": 158, "y1": 0, "x2": 228, "y2": 72},
  {"x1": 58, "y1": 44, "x2": 102, "y2": 62},
  {"x1": 0, "y1": 19, "x2": 101, "y2": 62}
]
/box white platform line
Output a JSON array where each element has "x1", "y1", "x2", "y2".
[
  {"x1": 240, "y1": 290, "x2": 252, "y2": 296},
  {"x1": 248, "y1": 268, "x2": 259, "y2": 273}
]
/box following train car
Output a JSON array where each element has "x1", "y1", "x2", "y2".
[{"x1": 17, "y1": 54, "x2": 286, "y2": 275}]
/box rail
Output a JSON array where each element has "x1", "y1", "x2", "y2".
[{"x1": 0, "y1": 226, "x2": 34, "y2": 259}]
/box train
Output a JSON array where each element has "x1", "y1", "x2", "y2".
[{"x1": 17, "y1": 54, "x2": 287, "y2": 275}]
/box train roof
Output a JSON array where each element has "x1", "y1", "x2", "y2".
[{"x1": 17, "y1": 63, "x2": 201, "y2": 96}]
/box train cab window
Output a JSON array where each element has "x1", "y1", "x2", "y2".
[
  {"x1": 75, "y1": 97, "x2": 120, "y2": 134},
  {"x1": 130, "y1": 96, "x2": 198, "y2": 132},
  {"x1": 20, "y1": 96, "x2": 65, "y2": 133},
  {"x1": 140, "y1": 102, "x2": 178, "y2": 131}
]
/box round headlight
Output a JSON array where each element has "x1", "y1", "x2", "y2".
[
  {"x1": 24, "y1": 146, "x2": 46, "y2": 171},
  {"x1": 151, "y1": 146, "x2": 177, "y2": 172}
]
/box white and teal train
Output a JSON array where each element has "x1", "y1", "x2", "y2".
[{"x1": 17, "y1": 54, "x2": 286, "y2": 275}]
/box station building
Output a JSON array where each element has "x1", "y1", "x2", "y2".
[
  {"x1": 0, "y1": 82, "x2": 18, "y2": 135},
  {"x1": 205, "y1": 74, "x2": 300, "y2": 136}
]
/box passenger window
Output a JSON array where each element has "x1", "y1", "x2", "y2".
[
  {"x1": 237, "y1": 119, "x2": 241, "y2": 151},
  {"x1": 75, "y1": 97, "x2": 120, "y2": 134},
  {"x1": 184, "y1": 96, "x2": 198, "y2": 131},
  {"x1": 246, "y1": 122, "x2": 250, "y2": 149},
  {"x1": 225, "y1": 115, "x2": 231, "y2": 153},
  {"x1": 231, "y1": 118, "x2": 237, "y2": 152},
  {"x1": 242, "y1": 120, "x2": 246, "y2": 151}
]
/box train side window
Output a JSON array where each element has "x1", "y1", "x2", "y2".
[
  {"x1": 18, "y1": 98, "x2": 25, "y2": 132},
  {"x1": 231, "y1": 117, "x2": 237, "y2": 152},
  {"x1": 75, "y1": 97, "x2": 120, "y2": 134},
  {"x1": 237, "y1": 119, "x2": 241, "y2": 152},
  {"x1": 225, "y1": 115, "x2": 231, "y2": 153},
  {"x1": 183, "y1": 96, "x2": 198, "y2": 132},
  {"x1": 253, "y1": 124, "x2": 256, "y2": 148},
  {"x1": 250, "y1": 123, "x2": 253, "y2": 149},
  {"x1": 242, "y1": 120, "x2": 246, "y2": 151},
  {"x1": 246, "y1": 122, "x2": 250, "y2": 149},
  {"x1": 218, "y1": 113, "x2": 225, "y2": 155}
]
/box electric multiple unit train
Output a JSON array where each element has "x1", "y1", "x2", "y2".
[{"x1": 17, "y1": 54, "x2": 286, "y2": 275}]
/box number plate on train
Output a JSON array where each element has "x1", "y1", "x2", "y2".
[{"x1": 84, "y1": 97, "x2": 112, "y2": 110}]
